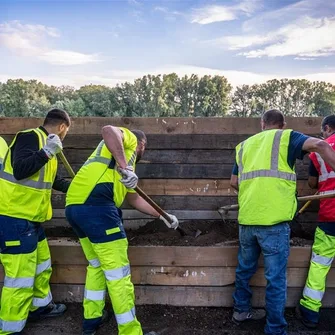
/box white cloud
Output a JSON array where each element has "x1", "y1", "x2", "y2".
[
  {"x1": 214, "y1": 16, "x2": 335, "y2": 59},
  {"x1": 191, "y1": 0, "x2": 261, "y2": 25},
  {"x1": 128, "y1": 0, "x2": 141, "y2": 6},
  {"x1": 242, "y1": 0, "x2": 335, "y2": 33},
  {"x1": 0, "y1": 21, "x2": 100, "y2": 65},
  {"x1": 154, "y1": 6, "x2": 183, "y2": 21},
  {"x1": 2, "y1": 65, "x2": 335, "y2": 89},
  {"x1": 240, "y1": 17, "x2": 335, "y2": 58},
  {"x1": 294, "y1": 57, "x2": 315, "y2": 61}
]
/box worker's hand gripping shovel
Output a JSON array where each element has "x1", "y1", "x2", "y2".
[{"x1": 117, "y1": 167, "x2": 187, "y2": 237}]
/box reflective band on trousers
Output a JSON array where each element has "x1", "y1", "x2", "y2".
[
  {"x1": 33, "y1": 291, "x2": 52, "y2": 307},
  {"x1": 104, "y1": 264, "x2": 131, "y2": 281},
  {"x1": 311, "y1": 252, "x2": 334, "y2": 266},
  {"x1": 115, "y1": 307, "x2": 136, "y2": 325},
  {"x1": 238, "y1": 130, "x2": 296, "y2": 182},
  {"x1": 0, "y1": 318, "x2": 26, "y2": 332},
  {"x1": 84, "y1": 289, "x2": 106, "y2": 301},
  {"x1": 0, "y1": 171, "x2": 52, "y2": 190},
  {"x1": 303, "y1": 286, "x2": 324, "y2": 301},
  {"x1": 4, "y1": 276, "x2": 34, "y2": 288},
  {"x1": 36, "y1": 258, "x2": 52, "y2": 275},
  {"x1": 88, "y1": 258, "x2": 101, "y2": 268}
]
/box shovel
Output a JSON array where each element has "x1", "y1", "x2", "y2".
[{"x1": 58, "y1": 151, "x2": 188, "y2": 237}]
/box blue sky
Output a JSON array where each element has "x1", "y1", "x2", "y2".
[{"x1": 0, "y1": 0, "x2": 334, "y2": 87}]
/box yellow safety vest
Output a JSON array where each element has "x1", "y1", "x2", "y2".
[
  {"x1": 0, "y1": 128, "x2": 58, "y2": 222},
  {"x1": 236, "y1": 129, "x2": 297, "y2": 225},
  {"x1": 0, "y1": 136, "x2": 8, "y2": 169},
  {"x1": 66, "y1": 127, "x2": 137, "y2": 208}
]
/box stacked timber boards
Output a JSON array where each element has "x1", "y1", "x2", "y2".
[{"x1": 0, "y1": 117, "x2": 322, "y2": 225}]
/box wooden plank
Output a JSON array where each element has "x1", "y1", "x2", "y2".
[
  {"x1": 51, "y1": 209, "x2": 223, "y2": 220},
  {"x1": 3, "y1": 134, "x2": 250, "y2": 150},
  {"x1": 57, "y1": 162, "x2": 310, "y2": 179},
  {"x1": 52, "y1": 195, "x2": 236, "y2": 210},
  {"x1": 62, "y1": 149, "x2": 237, "y2": 165},
  {"x1": 53, "y1": 179, "x2": 313, "y2": 197},
  {"x1": 31, "y1": 284, "x2": 335, "y2": 307},
  {"x1": 0, "y1": 117, "x2": 323, "y2": 135},
  {"x1": 45, "y1": 240, "x2": 320, "y2": 268},
  {"x1": 60, "y1": 147, "x2": 312, "y2": 165},
  {"x1": 1, "y1": 264, "x2": 334, "y2": 287},
  {"x1": 135, "y1": 285, "x2": 335, "y2": 307}
]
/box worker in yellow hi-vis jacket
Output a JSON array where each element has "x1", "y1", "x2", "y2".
[
  {"x1": 0, "y1": 109, "x2": 71, "y2": 335},
  {"x1": 65, "y1": 125, "x2": 179, "y2": 335}
]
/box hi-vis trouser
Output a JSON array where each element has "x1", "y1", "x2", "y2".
[
  {"x1": 0, "y1": 216, "x2": 53, "y2": 334},
  {"x1": 66, "y1": 204, "x2": 142, "y2": 335},
  {"x1": 300, "y1": 227, "x2": 335, "y2": 323}
]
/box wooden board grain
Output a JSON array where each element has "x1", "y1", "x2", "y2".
[
  {"x1": 57, "y1": 162, "x2": 310, "y2": 179},
  {"x1": 1, "y1": 265, "x2": 333, "y2": 288},
  {"x1": 43, "y1": 240, "x2": 320, "y2": 268},
  {"x1": 0, "y1": 117, "x2": 323, "y2": 135},
  {"x1": 22, "y1": 284, "x2": 335, "y2": 307}
]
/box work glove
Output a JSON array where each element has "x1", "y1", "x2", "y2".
[
  {"x1": 118, "y1": 166, "x2": 138, "y2": 189},
  {"x1": 159, "y1": 213, "x2": 179, "y2": 230},
  {"x1": 43, "y1": 134, "x2": 63, "y2": 159}
]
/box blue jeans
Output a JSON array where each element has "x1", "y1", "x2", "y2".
[{"x1": 233, "y1": 223, "x2": 290, "y2": 335}]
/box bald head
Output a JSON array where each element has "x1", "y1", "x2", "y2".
[{"x1": 261, "y1": 109, "x2": 285, "y2": 130}]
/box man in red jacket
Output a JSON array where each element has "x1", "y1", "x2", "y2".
[{"x1": 298, "y1": 115, "x2": 335, "y2": 328}]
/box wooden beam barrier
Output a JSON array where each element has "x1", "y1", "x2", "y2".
[{"x1": 0, "y1": 117, "x2": 323, "y2": 135}]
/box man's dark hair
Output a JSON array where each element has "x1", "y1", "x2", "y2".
[
  {"x1": 43, "y1": 108, "x2": 71, "y2": 127},
  {"x1": 132, "y1": 129, "x2": 147, "y2": 145},
  {"x1": 262, "y1": 109, "x2": 285, "y2": 127},
  {"x1": 321, "y1": 115, "x2": 335, "y2": 130}
]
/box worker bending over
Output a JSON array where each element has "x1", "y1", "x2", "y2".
[
  {"x1": 298, "y1": 115, "x2": 335, "y2": 328},
  {"x1": 0, "y1": 136, "x2": 8, "y2": 169},
  {"x1": 230, "y1": 109, "x2": 335, "y2": 335},
  {"x1": 0, "y1": 109, "x2": 71, "y2": 334},
  {"x1": 65, "y1": 125, "x2": 178, "y2": 335}
]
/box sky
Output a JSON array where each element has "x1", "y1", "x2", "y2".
[{"x1": 0, "y1": 0, "x2": 334, "y2": 88}]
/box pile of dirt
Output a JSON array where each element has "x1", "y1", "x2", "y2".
[
  {"x1": 127, "y1": 219, "x2": 239, "y2": 246},
  {"x1": 46, "y1": 219, "x2": 315, "y2": 247}
]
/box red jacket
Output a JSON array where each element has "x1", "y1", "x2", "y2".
[{"x1": 310, "y1": 133, "x2": 335, "y2": 222}]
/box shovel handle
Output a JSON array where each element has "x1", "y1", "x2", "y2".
[
  {"x1": 134, "y1": 186, "x2": 187, "y2": 236},
  {"x1": 220, "y1": 192, "x2": 335, "y2": 212},
  {"x1": 297, "y1": 191, "x2": 318, "y2": 215},
  {"x1": 58, "y1": 151, "x2": 75, "y2": 178},
  {"x1": 134, "y1": 186, "x2": 171, "y2": 222}
]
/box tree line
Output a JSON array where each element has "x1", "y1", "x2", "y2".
[{"x1": 0, "y1": 75, "x2": 334, "y2": 117}]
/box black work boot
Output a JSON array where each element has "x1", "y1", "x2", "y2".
[
  {"x1": 28, "y1": 302, "x2": 67, "y2": 321},
  {"x1": 295, "y1": 305, "x2": 318, "y2": 329},
  {"x1": 82, "y1": 310, "x2": 110, "y2": 335},
  {"x1": 232, "y1": 309, "x2": 266, "y2": 325}
]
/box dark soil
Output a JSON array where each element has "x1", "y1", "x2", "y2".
[
  {"x1": 23, "y1": 304, "x2": 335, "y2": 335},
  {"x1": 46, "y1": 219, "x2": 316, "y2": 247}
]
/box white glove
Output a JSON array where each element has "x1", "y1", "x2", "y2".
[
  {"x1": 118, "y1": 166, "x2": 138, "y2": 189},
  {"x1": 159, "y1": 213, "x2": 179, "y2": 230},
  {"x1": 43, "y1": 134, "x2": 62, "y2": 159}
]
